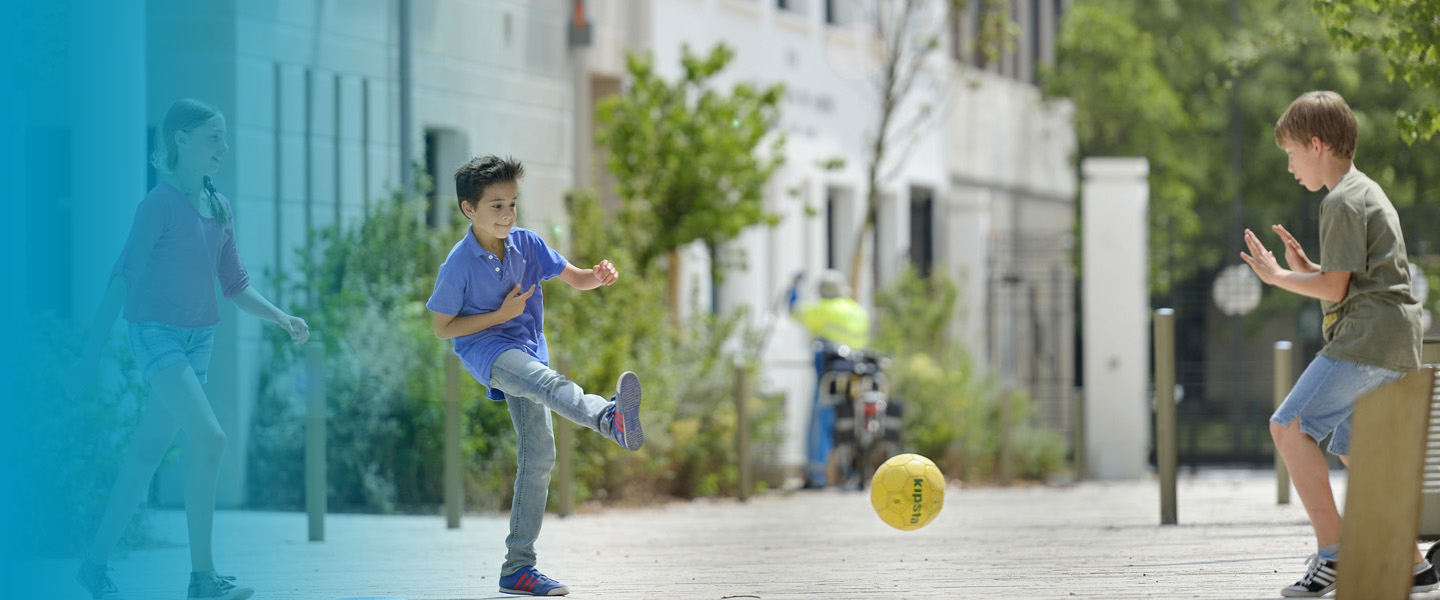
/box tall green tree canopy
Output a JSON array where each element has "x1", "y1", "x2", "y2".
[
  {"x1": 1313, "y1": 0, "x2": 1440, "y2": 143},
  {"x1": 1045, "y1": 0, "x2": 1440, "y2": 300},
  {"x1": 595, "y1": 43, "x2": 786, "y2": 276}
]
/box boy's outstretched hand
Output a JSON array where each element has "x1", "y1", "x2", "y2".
[
  {"x1": 1239, "y1": 228, "x2": 1285, "y2": 285},
  {"x1": 1271, "y1": 224, "x2": 1318, "y2": 273},
  {"x1": 592, "y1": 259, "x2": 619, "y2": 286}
]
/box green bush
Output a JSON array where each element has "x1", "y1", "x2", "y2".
[
  {"x1": 247, "y1": 186, "x2": 782, "y2": 513},
  {"x1": 524, "y1": 189, "x2": 785, "y2": 503},
  {"x1": 18, "y1": 314, "x2": 155, "y2": 557},
  {"x1": 874, "y1": 267, "x2": 1068, "y2": 482},
  {"x1": 247, "y1": 183, "x2": 521, "y2": 513}
]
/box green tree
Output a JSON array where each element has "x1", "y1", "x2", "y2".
[
  {"x1": 595, "y1": 43, "x2": 785, "y2": 313},
  {"x1": 843, "y1": 0, "x2": 948, "y2": 293},
  {"x1": 844, "y1": 0, "x2": 1018, "y2": 293},
  {"x1": 1042, "y1": 1, "x2": 1201, "y2": 293},
  {"x1": 1046, "y1": 0, "x2": 1440, "y2": 298},
  {"x1": 1313, "y1": 0, "x2": 1440, "y2": 143}
]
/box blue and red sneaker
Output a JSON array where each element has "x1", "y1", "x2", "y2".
[
  {"x1": 498, "y1": 566, "x2": 568, "y2": 596},
  {"x1": 607, "y1": 371, "x2": 644, "y2": 451}
]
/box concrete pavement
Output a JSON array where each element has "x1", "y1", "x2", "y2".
[{"x1": 16, "y1": 470, "x2": 1440, "y2": 599}]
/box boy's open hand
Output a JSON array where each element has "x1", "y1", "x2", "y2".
[
  {"x1": 1271, "y1": 224, "x2": 1318, "y2": 273},
  {"x1": 500, "y1": 284, "x2": 535, "y2": 320},
  {"x1": 1240, "y1": 228, "x2": 1285, "y2": 285},
  {"x1": 592, "y1": 259, "x2": 619, "y2": 286}
]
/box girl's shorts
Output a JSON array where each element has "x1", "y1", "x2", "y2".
[
  {"x1": 1269, "y1": 354, "x2": 1405, "y2": 456},
  {"x1": 128, "y1": 321, "x2": 215, "y2": 386}
]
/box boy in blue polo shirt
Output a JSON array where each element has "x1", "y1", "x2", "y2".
[{"x1": 427, "y1": 155, "x2": 643, "y2": 597}]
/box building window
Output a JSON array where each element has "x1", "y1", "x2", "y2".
[
  {"x1": 778, "y1": 0, "x2": 805, "y2": 15},
  {"x1": 826, "y1": 186, "x2": 854, "y2": 273},
  {"x1": 909, "y1": 187, "x2": 934, "y2": 278},
  {"x1": 1029, "y1": 0, "x2": 1042, "y2": 79},
  {"x1": 423, "y1": 128, "x2": 468, "y2": 229},
  {"x1": 824, "y1": 0, "x2": 848, "y2": 25},
  {"x1": 424, "y1": 130, "x2": 442, "y2": 228}
]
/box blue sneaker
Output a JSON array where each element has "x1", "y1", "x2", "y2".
[
  {"x1": 607, "y1": 371, "x2": 643, "y2": 451},
  {"x1": 499, "y1": 565, "x2": 569, "y2": 596}
]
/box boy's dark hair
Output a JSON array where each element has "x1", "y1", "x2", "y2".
[
  {"x1": 454, "y1": 155, "x2": 525, "y2": 213},
  {"x1": 1274, "y1": 91, "x2": 1358, "y2": 160}
]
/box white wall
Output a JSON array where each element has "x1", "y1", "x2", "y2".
[
  {"x1": 1080, "y1": 157, "x2": 1149, "y2": 480},
  {"x1": 644, "y1": 0, "x2": 955, "y2": 473},
  {"x1": 146, "y1": 0, "x2": 577, "y2": 507}
]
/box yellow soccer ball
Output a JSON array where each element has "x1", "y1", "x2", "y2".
[{"x1": 869, "y1": 453, "x2": 945, "y2": 531}]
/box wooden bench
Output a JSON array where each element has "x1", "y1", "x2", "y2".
[
  {"x1": 1336, "y1": 338, "x2": 1439, "y2": 599},
  {"x1": 1418, "y1": 338, "x2": 1440, "y2": 538}
]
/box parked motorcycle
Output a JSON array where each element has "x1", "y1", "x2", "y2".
[{"x1": 818, "y1": 341, "x2": 902, "y2": 490}]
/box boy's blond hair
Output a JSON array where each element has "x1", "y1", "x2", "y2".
[{"x1": 1274, "y1": 91, "x2": 1358, "y2": 160}]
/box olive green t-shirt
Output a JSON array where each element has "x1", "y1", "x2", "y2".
[{"x1": 1317, "y1": 169, "x2": 1422, "y2": 372}]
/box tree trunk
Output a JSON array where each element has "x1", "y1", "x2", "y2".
[{"x1": 666, "y1": 247, "x2": 682, "y2": 329}]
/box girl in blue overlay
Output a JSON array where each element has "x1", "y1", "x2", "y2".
[{"x1": 67, "y1": 99, "x2": 310, "y2": 600}]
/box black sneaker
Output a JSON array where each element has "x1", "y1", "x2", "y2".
[
  {"x1": 75, "y1": 560, "x2": 124, "y2": 600},
  {"x1": 1281, "y1": 554, "x2": 1338, "y2": 597},
  {"x1": 1414, "y1": 560, "x2": 1439, "y2": 594},
  {"x1": 186, "y1": 572, "x2": 253, "y2": 600}
]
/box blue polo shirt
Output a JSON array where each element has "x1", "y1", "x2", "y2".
[{"x1": 426, "y1": 227, "x2": 569, "y2": 400}]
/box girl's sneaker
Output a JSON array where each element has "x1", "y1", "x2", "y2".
[
  {"x1": 186, "y1": 572, "x2": 253, "y2": 600},
  {"x1": 499, "y1": 565, "x2": 569, "y2": 596},
  {"x1": 606, "y1": 371, "x2": 644, "y2": 451},
  {"x1": 75, "y1": 560, "x2": 124, "y2": 600}
]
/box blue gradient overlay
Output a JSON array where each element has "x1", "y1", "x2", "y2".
[{"x1": 4, "y1": 2, "x2": 337, "y2": 597}]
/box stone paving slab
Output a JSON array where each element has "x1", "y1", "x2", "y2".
[{"x1": 13, "y1": 470, "x2": 1440, "y2": 599}]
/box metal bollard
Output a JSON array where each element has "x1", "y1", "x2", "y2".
[
  {"x1": 1274, "y1": 341, "x2": 1292, "y2": 505},
  {"x1": 735, "y1": 364, "x2": 751, "y2": 502},
  {"x1": 1155, "y1": 308, "x2": 1177, "y2": 525},
  {"x1": 306, "y1": 342, "x2": 327, "y2": 542},
  {"x1": 444, "y1": 353, "x2": 463, "y2": 529}
]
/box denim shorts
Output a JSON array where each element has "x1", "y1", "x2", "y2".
[
  {"x1": 1270, "y1": 354, "x2": 1405, "y2": 456},
  {"x1": 128, "y1": 321, "x2": 215, "y2": 386}
]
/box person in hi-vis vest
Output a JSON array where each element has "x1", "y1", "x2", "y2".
[{"x1": 789, "y1": 270, "x2": 870, "y2": 488}]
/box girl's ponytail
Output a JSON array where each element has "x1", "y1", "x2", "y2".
[{"x1": 203, "y1": 175, "x2": 230, "y2": 228}]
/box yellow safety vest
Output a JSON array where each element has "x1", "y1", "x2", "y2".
[{"x1": 795, "y1": 298, "x2": 871, "y2": 349}]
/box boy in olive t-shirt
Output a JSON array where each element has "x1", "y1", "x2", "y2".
[{"x1": 1240, "y1": 90, "x2": 1430, "y2": 597}]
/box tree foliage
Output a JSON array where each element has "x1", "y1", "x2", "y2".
[
  {"x1": 1045, "y1": 0, "x2": 1440, "y2": 299},
  {"x1": 1313, "y1": 0, "x2": 1440, "y2": 143},
  {"x1": 595, "y1": 43, "x2": 786, "y2": 277}
]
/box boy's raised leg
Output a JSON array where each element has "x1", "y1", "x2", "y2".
[{"x1": 490, "y1": 351, "x2": 610, "y2": 433}]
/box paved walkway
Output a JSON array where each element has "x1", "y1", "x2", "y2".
[{"x1": 18, "y1": 470, "x2": 1440, "y2": 599}]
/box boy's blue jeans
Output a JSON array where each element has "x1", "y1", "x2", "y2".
[{"x1": 488, "y1": 349, "x2": 613, "y2": 576}]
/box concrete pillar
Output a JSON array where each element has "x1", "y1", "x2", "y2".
[{"x1": 1081, "y1": 157, "x2": 1148, "y2": 480}]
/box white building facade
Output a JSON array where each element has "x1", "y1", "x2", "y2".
[
  {"x1": 44, "y1": 0, "x2": 1078, "y2": 505},
  {"x1": 583, "y1": 0, "x2": 1078, "y2": 472}
]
